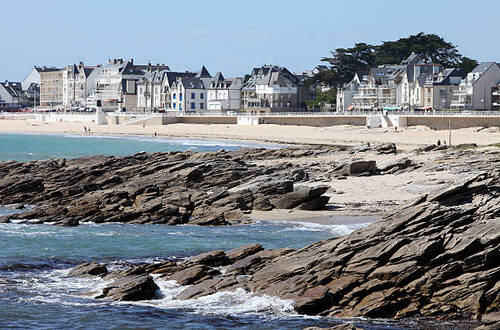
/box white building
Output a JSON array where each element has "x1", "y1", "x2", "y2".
[
  {"x1": 207, "y1": 72, "x2": 242, "y2": 112},
  {"x1": 450, "y1": 62, "x2": 500, "y2": 110},
  {"x1": 62, "y1": 62, "x2": 98, "y2": 107}
]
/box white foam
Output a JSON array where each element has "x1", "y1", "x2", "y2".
[
  {"x1": 130, "y1": 277, "x2": 297, "y2": 318},
  {"x1": 277, "y1": 221, "x2": 364, "y2": 237}
]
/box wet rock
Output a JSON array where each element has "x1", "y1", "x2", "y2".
[
  {"x1": 97, "y1": 275, "x2": 159, "y2": 301},
  {"x1": 187, "y1": 250, "x2": 228, "y2": 267},
  {"x1": 68, "y1": 262, "x2": 108, "y2": 277},
  {"x1": 165, "y1": 265, "x2": 219, "y2": 285}
]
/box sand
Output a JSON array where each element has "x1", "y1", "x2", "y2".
[{"x1": 0, "y1": 119, "x2": 499, "y2": 151}]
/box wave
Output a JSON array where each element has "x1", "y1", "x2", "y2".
[{"x1": 275, "y1": 221, "x2": 371, "y2": 237}]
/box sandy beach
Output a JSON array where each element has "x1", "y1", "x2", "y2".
[{"x1": 0, "y1": 119, "x2": 499, "y2": 151}]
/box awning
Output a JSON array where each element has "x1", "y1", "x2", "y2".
[{"x1": 383, "y1": 106, "x2": 401, "y2": 111}]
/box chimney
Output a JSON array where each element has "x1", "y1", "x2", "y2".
[{"x1": 113, "y1": 59, "x2": 117, "y2": 64}]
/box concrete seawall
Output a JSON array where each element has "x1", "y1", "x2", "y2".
[
  {"x1": 405, "y1": 116, "x2": 500, "y2": 130},
  {"x1": 260, "y1": 116, "x2": 366, "y2": 127}
]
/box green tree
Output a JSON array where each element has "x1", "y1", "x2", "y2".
[{"x1": 458, "y1": 56, "x2": 479, "y2": 74}]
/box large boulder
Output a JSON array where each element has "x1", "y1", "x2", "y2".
[
  {"x1": 68, "y1": 262, "x2": 108, "y2": 277},
  {"x1": 274, "y1": 186, "x2": 329, "y2": 209},
  {"x1": 340, "y1": 161, "x2": 377, "y2": 176},
  {"x1": 97, "y1": 275, "x2": 159, "y2": 301}
]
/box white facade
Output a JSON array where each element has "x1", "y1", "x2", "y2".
[{"x1": 207, "y1": 76, "x2": 242, "y2": 112}]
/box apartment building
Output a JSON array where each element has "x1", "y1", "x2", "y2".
[
  {"x1": 242, "y1": 65, "x2": 302, "y2": 114},
  {"x1": 450, "y1": 62, "x2": 500, "y2": 110},
  {"x1": 207, "y1": 72, "x2": 242, "y2": 112},
  {"x1": 39, "y1": 67, "x2": 64, "y2": 107},
  {"x1": 62, "y1": 63, "x2": 98, "y2": 107},
  {"x1": 137, "y1": 70, "x2": 197, "y2": 111},
  {"x1": 88, "y1": 59, "x2": 169, "y2": 111}
]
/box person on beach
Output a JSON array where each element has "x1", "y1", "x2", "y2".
[
  {"x1": 437, "y1": 139, "x2": 441, "y2": 146},
  {"x1": 154, "y1": 132, "x2": 157, "y2": 138},
  {"x1": 84, "y1": 126, "x2": 87, "y2": 133}
]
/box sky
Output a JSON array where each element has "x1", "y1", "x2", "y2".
[{"x1": 1, "y1": 0, "x2": 499, "y2": 81}]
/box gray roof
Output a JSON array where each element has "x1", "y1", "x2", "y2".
[
  {"x1": 213, "y1": 72, "x2": 225, "y2": 82},
  {"x1": 35, "y1": 66, "x2": 62, "y2": 73},
  {"x1": 0, "y1": 81, "x2": 23, "y2": 97},
  {"x1": 195, "y1": 66, "x2": 212, "y2": 78},
  {"x1": 180, "y1": 77, "x2": 205, "y2": 89},
  {"x1": 472, "y1": 62, "x2": 495, "y2": 74}
]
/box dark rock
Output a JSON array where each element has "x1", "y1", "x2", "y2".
[
  {"x1": 275, "y1": 186, "x2": 329, "y2": 209},
  {"x1": 68, "y1": 262, "x2": 108, "y2": 277},
  {"x1": 165, "y1": 265, "x2": 219, "y2": 285},
  {"x1": 340, "y1": 161, "x2": 377, "y2": 176},
  {"x1": 97, "y1": 275, "x2": 159, "y2": 301},
  {"x1": 188, "y1": 250, "x2": 228, "y2": 267}
]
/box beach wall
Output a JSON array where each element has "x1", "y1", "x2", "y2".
[
  {"x1": 176, "y1": 116, "x2": 237, "y2": 125},
  {"x1": 259, "y1": 116, "x2": 366, "y2": 127},
  {"x1": 405, "y1": 116, "x2": 500, "y2": 130}
]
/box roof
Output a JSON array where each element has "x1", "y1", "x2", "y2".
[
  {"x1": 195, "y1": 66, "x2": 212, "y2": 78},
  {"x1": 213, "y1": 72, "x2": 225, "y2": 82},
  {"x1": 0, "y1": 81, "x2": 23, "y2": 97},
  {"x1": 471, "y1": 62, "x2": 496, "y2": 75},
  {"x1": 179, "y1": 77, "x2": 206, "y2": 89},
  {"x1": 35, "y1": 66, "x2": 62, "y2": 73}
]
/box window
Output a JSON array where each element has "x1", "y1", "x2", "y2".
[
  {"x1": 173, "y1": 103, "x2": 176, "y2": 109},
  {"x1": 191, "y1": 103, "x2": 196, "y2": 109},
  {"x1": 191, "y1": 92, "x2": 195, "y2": 99},
  {"x1": 200, "y1": 103, "x2": 204, "y2": 110},
  {"x1": 173, "y1": 93, "x2": 176, "y2": 99},
  {"x1": 200, "y1": 93, "x2": 204, "y2": 99},
  {"x1": 180, "y1": 93, "x2": 183, "y2": 101}
]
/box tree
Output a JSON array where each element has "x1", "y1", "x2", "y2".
[
  {"x1": 458, "y1": 56, "x2": 479, "y2": 74},
  {"x1": 307, "y1": 43, "x2": 375, "y2": 88},
  {"x1": 375, "y1": 33, "x2": 462, "y2": 67}
]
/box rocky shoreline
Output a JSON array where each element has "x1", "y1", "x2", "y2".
[
  {"x1": 1, "y1": 143, "x2": 499, "y2": 328},
  {"x1": 69, "y1": 169, "x2": 499, "y2": 329}
]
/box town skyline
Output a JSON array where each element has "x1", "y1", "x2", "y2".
[{"x1": 1, "y1": 0, "x2": 499, "y2": 81}]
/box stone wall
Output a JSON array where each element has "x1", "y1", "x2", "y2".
[
  {"x1": 406, "y1": 116, "x2": 500, "y2": 129},
  {"x1": 260, "y1": 116, "x2": 366, "y2": 127}
]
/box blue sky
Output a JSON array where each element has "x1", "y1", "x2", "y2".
[{"x1": 1, "y1": 0, "x2": 499, "y2": 81}]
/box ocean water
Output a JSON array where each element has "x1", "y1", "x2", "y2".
[
  {"x1": 0, "y1": 133, "x2": 281, "y2": 162},
  {"x1": 0, "y1": 215, "x2": 386, "y2": 329}
]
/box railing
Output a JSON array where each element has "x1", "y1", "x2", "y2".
[{"x1": 2, "y1": 110, "x2": 500, "y2": 119}]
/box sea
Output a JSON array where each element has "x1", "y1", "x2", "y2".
[{"x1": 0, "y1": 133, "x2": 469, "y2": 329}]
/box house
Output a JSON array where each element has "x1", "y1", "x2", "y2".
[
  {"x1": 87, "y1": 59, "x2": 169, "y2": 111},
  {"x1": 0, "y1": 81, "x2": 26, "y2": 110},
  {"x1": 242, "y1": 65, "x2": 302, "y2": 114},
  {"x1": 450, "y1": 62, "x2": 500, "y2": 110},
  {"x1": 62, "y1": 62, "x2": 99, "y2": 107},
  {"x1": 165, "y1": 66, "x2": 212, "y2": 112},
  {"x1": 22, "y1": 67, "x2": 41, "y2": 91},
  {"x1": 206, "y1": 72, "x2": 243, "y2": 112},
  {"x1": 38, "y1": 66, "x2": 64, "y2": 107},
  {"x1": 136, "y1": 70, "x2": 197, "y2": 111},
  {"x1": 336, "y1": 71, "x2": 369, "y2": 111},
  {"x1": 344, "y1": 53, "x2": 451, "y2": 111}
]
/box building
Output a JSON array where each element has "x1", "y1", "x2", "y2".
[
  {"x1": 450, "y1": 62, "x2": 500, "y2": 110},
  {"x1": 22, "y1": 67, "x2": 41, "y2": 91},
  {"x1": 207, "y1": 72, "x2": 242, "y2": 112},
  {"x1": 0, "y1": 81, "x2": 26, "y2": 110},
  {"x1": 493, "y1": 83, "x2": 500, "y2": 111},
  {"x1": 340, "y1": 53, "x2": 458, "y2": 111},
  {"x1": 38, "y1": 67, "x2": 64, "y2": 107},
  {"x1": 136, "y1": 70, "x2": 197, "y2": 112},
  {"x1": 62, "y1": 63, "x2": 98, "y2": 107},
  {"x1": 336, "y1": 71, "x2": 368, "y2": 111},
  {"x1": 87, "y1": 59, "x2": 169, "y2": 111},
  {"x1": 169, "y1": 77, "x2": 207, "y2": 112},
  {"x1": 242, "y1": 65, "x2": 303, "y2": 114}
]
